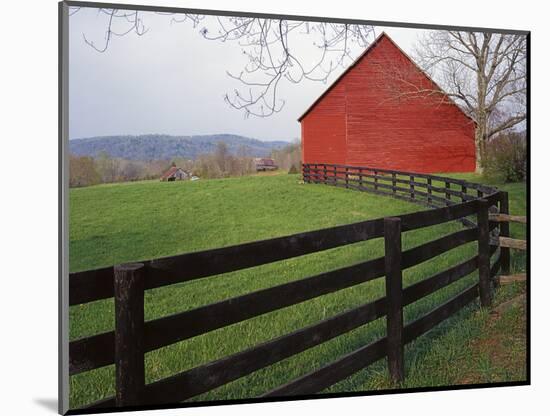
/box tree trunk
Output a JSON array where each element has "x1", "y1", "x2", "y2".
[
  {"x1": 474, "y1": 104, "x2": 488, "y2": 174},
  {"x1": 475, "y1": 128, "x2": 484, "y2": 174}
]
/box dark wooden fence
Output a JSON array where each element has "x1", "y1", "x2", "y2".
[{"x1": 69, "y1": 164, "x2": 509, "y2": 410}]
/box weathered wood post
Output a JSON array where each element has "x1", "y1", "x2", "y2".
[
  {"x1": 359, "y1": 168, "x2": 363, "y2": 189},
  {"x1": 345, "y1": 167, "x2": 349, "y2": 188},
  {"x1": 477, "y1": 200, "x2": 492, "y2": 307},
  {"x1": 499, "y1": 191, "x2": 511, "y2": 276},
  {"x1": 374, "y1": 170, "x2": 378, "y2": 191},
  {"x1": 445, "y1": 181, "x2": 451, "y2": 205},
  {"x1": 384, "y1": 217, "x2": 405, "y2": 383},
  {"x1": 323, "y1": 164, "x2": 327, "y2": 184},
  {"x1": 392, "y1": 173, "x2": 397, "y2": 195},
  {"x1": 427, "y1": 177, "x2": 432, "y2": 204},
  {"x1": 313, "y1": 164, "x2": 318, "y2": 183},
  {"x1": 461, "y1": 184, "x2": 467, "y2": 203},
  {"x1": 409, "y1": 175, "x2": 415, "y2": 200},
  {"x1": 114, "y1": 263, "x2": 146, "y2": 407}
]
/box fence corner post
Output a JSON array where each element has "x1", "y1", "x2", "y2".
[
  {"x1": 384, "y1": 217, "x2": 405, "y2": 383},
  {"x1": 499, "y1": 191, "x2": 511, "y2": 276},
  {"x1": 114, "y1": 263, "x2": 146, "y2": 407},
  {"x1": 477, "y1": 200, "x2": 492, "y2": 308}
]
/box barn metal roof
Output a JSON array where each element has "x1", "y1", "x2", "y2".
[{"x1": 160, "y1": 166, "x2": 186, "y2": 179}]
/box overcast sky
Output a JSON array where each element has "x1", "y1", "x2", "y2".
[{"x1": 69, "y1": 8, "x2": 428, "y2": 142}]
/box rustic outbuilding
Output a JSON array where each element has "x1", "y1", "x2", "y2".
[
  {"x1": 299, "y1": 32, "x2": 476, "y2": 173},
  {"x1": 254, "y1": 158, "x2": 278, "y2": 172},
  {"x1": 160, "y1": 166, "x2": 190, "y2": 181}
]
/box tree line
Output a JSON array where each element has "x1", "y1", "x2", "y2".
[{"x1": 69, "y1": 141, "x2": 303, "y2": 187}]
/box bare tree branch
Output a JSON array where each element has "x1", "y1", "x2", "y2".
[
  {"x1": 71, "y1": 9, "x2": 375, "y2": 117},
  {"x1": 489, "y1": 113, "x2": 526, "y2": 137},
  {"x1": 409, "y1": 30, "x2": 526, "y2": 171}
]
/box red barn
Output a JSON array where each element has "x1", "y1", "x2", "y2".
[{"x1": 299, "y1": 32, "x2": 476, "y2": 173}]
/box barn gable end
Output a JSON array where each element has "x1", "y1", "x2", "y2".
[{"x1": 300, "y1": 32, "x2": 476, "y2": 173}]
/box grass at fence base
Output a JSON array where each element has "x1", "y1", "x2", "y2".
[
  {"x1": 326, "y1": 283, "x2": 526, "y2": 394},
  {"x1": 68, "y1": 173, "x2": 526, "y2": 408}
]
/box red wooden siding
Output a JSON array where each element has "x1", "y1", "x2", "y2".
[
  {"x1": 302, "y1": 82, "x2": 347, "y2": 165},
  {"x1": 300, "y1": 33, "x2": 476, "y2": 173}
]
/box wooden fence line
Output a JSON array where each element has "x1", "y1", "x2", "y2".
[
  {"x1": 489, "y1": 195, "x2": 527, "y2": 285},
  {"x1": 70, "y1": 256, "x2": 387, "y2": 375},
  {"x1": 69, "y1": 216, "x2": 484, "y2": 376},
  {"x1": 262, "y1": 282, "x2": 480, "y2": 398},
  {"x1": 69, "y1": 189, "x2": 492, "y2": 308},
  {"x1": 302, "y1": 164, "x2": 494, "y2": 206},
  {"x1": 302, "y1": 163, "x2": 496, "y2": 193},
  {"x1": 69, "y1": 164, "x2": 510, "y2": 411}
]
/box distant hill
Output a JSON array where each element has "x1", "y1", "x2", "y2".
[{"x1": 69, "y1": 134, "x2": 290, "y2": 160}]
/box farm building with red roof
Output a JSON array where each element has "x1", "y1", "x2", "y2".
[
  {"x1": 299, "y1": 32, "x2": 476, "y2": 173},
  {"x1": 160, "y1": 165, "x2": 190, "y2": 181}
]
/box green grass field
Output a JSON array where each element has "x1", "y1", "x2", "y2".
[{"x1": 69, "y1": 173, "x2": 527, "y2": 408}]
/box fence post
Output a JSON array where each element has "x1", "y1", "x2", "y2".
[
  {"x1": 392, "y1": 173, "x2": 397, "y2": 195},
  {"x1": 410, "y1": 175, "x2": 415, "y2": 200},
  {"x1": 323, "y1": 164, "x2": 327, "y2": 184},
  {"x1": 427, "y1": 178, "x2": 432, "y2": 204},
  {"x1": 477, "y1": 200, "x2": 492, "y2": 307},
  {"x1": 499, "y1": 191, "x2": 511, "y2": 276},
  {"x1": 374, "y1": 170, "x2": 378, "y2": 191},
  {"x1": 445, "y1": 181, "x2": 451, "y2": 205},
  {"x1": 384, "y1": 217, "x2": 405, "y2": 383},
  {"x1": 345, "y1": 167, "x2": 349, "y2": 188},
  {"x1": 359, "y1": 168, "x2": 363, "y2": 189},
  {"x1": 114, "y1": 263, "x2": 145, "y2": 407},
  {"x1": 461, "y1": 184, "x2": 467, "y2": 203}
]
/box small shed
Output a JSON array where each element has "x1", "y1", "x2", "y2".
[
  {"x1": 160, "y1": 166, "x2": 190, "y2": 181},
  {"x1": 299, "y1": 32, "x2": 476, "y2": 173},
  {"x1": 254, "y1": 158, "x2": 278, "y2": 171}
]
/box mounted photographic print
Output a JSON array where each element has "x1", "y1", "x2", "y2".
[{"x1": 59, "y1": 1, "x2": 529, "y2": 414}]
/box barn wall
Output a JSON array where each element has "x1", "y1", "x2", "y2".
[
  {"x1": 301, "y1": 35, "x2": 476, "y2": 173},
  {"x1": 301, "y1": 82, "x2": 347, "y2": 165}
]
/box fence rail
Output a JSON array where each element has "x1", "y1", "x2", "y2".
[{"x1": 69, "y1": 163, "x2": 511, "y2": 411}]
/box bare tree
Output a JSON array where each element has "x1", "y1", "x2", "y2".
[
  {"x1": 271, "y1": 140, "x2": 301, "y2": 171},
  {"x1": 214, "y1": 141, "x2": 230, "y2": 174},
  {"x1": 96, "y1": 151, "x2": 121, "y2": 183},
  {"x1": 69, "y1": 154, "x2": 101, "y2": 187},
  {"x1": 69, "y1": 7, "x2": 375, "y2": 117},
  {"x1": 412, "y1": 31, "x2": 527, "y2": 172}
]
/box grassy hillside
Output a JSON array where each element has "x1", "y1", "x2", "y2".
[
  {"x1": 69, "y1": 174, "x2": 423, "y2": 272},
  {"x1": 69, "y1": 173, "x2": 526, "y2": 408}
]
